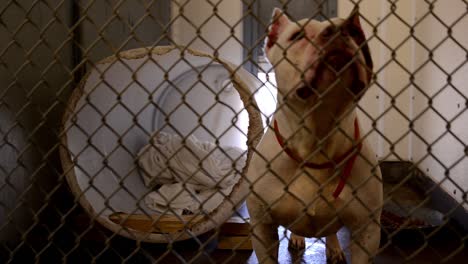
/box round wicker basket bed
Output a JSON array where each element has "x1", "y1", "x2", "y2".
[{"x1": 59, "y1": 46, "x2": 269, "y2": 243}]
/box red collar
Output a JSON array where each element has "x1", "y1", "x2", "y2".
[{"x1": 273, "y1": 118, "x2": 362, "y2": 199}]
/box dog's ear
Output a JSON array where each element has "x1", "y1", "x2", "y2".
[
  {"x1": 265, "y1": 8, "x2": 290, "y2": 52},
  {"x1": 343, "y1": 7, "x2": 373, "y2": 83}
]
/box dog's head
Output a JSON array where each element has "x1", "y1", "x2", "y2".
[{"x1": 266, "y1": 8, "x2": 373, "y2": 113}]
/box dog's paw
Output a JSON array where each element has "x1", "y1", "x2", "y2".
[
  {"x1": 288, "y1": 233, "x2": 306, "y2": 251},
  {"x1": 326, "y1": 247, "x2": 347, "y2": 264}
]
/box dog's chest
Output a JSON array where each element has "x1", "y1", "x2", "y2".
[
  {"x1": 261, "y1": 170, "x2": 343, "y2": 236},
  {"x1": 268, "y1": 186, "x2": 343, "y2": 236}
]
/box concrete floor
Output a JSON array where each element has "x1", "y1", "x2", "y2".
[
  {"x1": 2, "y1": 182, "x2": 467, "y2": 263},
  {"x1": 2, "y1": 219, "x2": 467, "y2": 263},
  {"x1": 209, "y1": 224, "x2": 468, "y2": 264},
  {"x1": 243, "y1": 226, "x2": 468, "y2": 264}
]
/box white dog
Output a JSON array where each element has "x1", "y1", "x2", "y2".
[{"x1": 246, "y1": 8, "x2": 383, "y2": 264}]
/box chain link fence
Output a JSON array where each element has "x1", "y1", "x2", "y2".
[{"x1": 1, "y1": 0, "x2": 467, "y2": 263}]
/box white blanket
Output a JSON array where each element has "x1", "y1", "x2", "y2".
[{"x1": 138, "y1": 132, "x2": 246, "y2": 215}]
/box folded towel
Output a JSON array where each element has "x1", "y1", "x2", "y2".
[{"x1": 138, "y1": 132, "x2": 246, "y2": 215}]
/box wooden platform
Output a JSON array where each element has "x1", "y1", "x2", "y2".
[
  {"x1": 108, "y1": 212, "x2": 252, "y2": 250},
  {"x1": 108, "y1": 212, "x2": 205, "y2": 233},
  {"x1": 217, "y1": 216, "x2": 252, "y2": 250}
]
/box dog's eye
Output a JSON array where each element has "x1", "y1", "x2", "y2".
[{"x1": 289, "y1": 30, "x2": 305, "y2": 42}]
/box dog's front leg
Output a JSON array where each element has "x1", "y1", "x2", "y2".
[
  {"x1": 289, "y1": 233, "x2": 305, "y2": 250},
  {"x1": 247, "y1": 198, "x2": 279, "y2": 263},
  {"x1": 348, "y1": 221, "x2": 381, "y2": 264},
  {"x1": 326, "y1": 234, "x2": 346, "y2": 264},
  {"x1": 251, "y1": 222, "x2": 279, "y2": 263}
]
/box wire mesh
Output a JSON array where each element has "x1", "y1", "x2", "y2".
[{"x1": 0, "y1": 0, "x2": 467, "y2": 263}]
